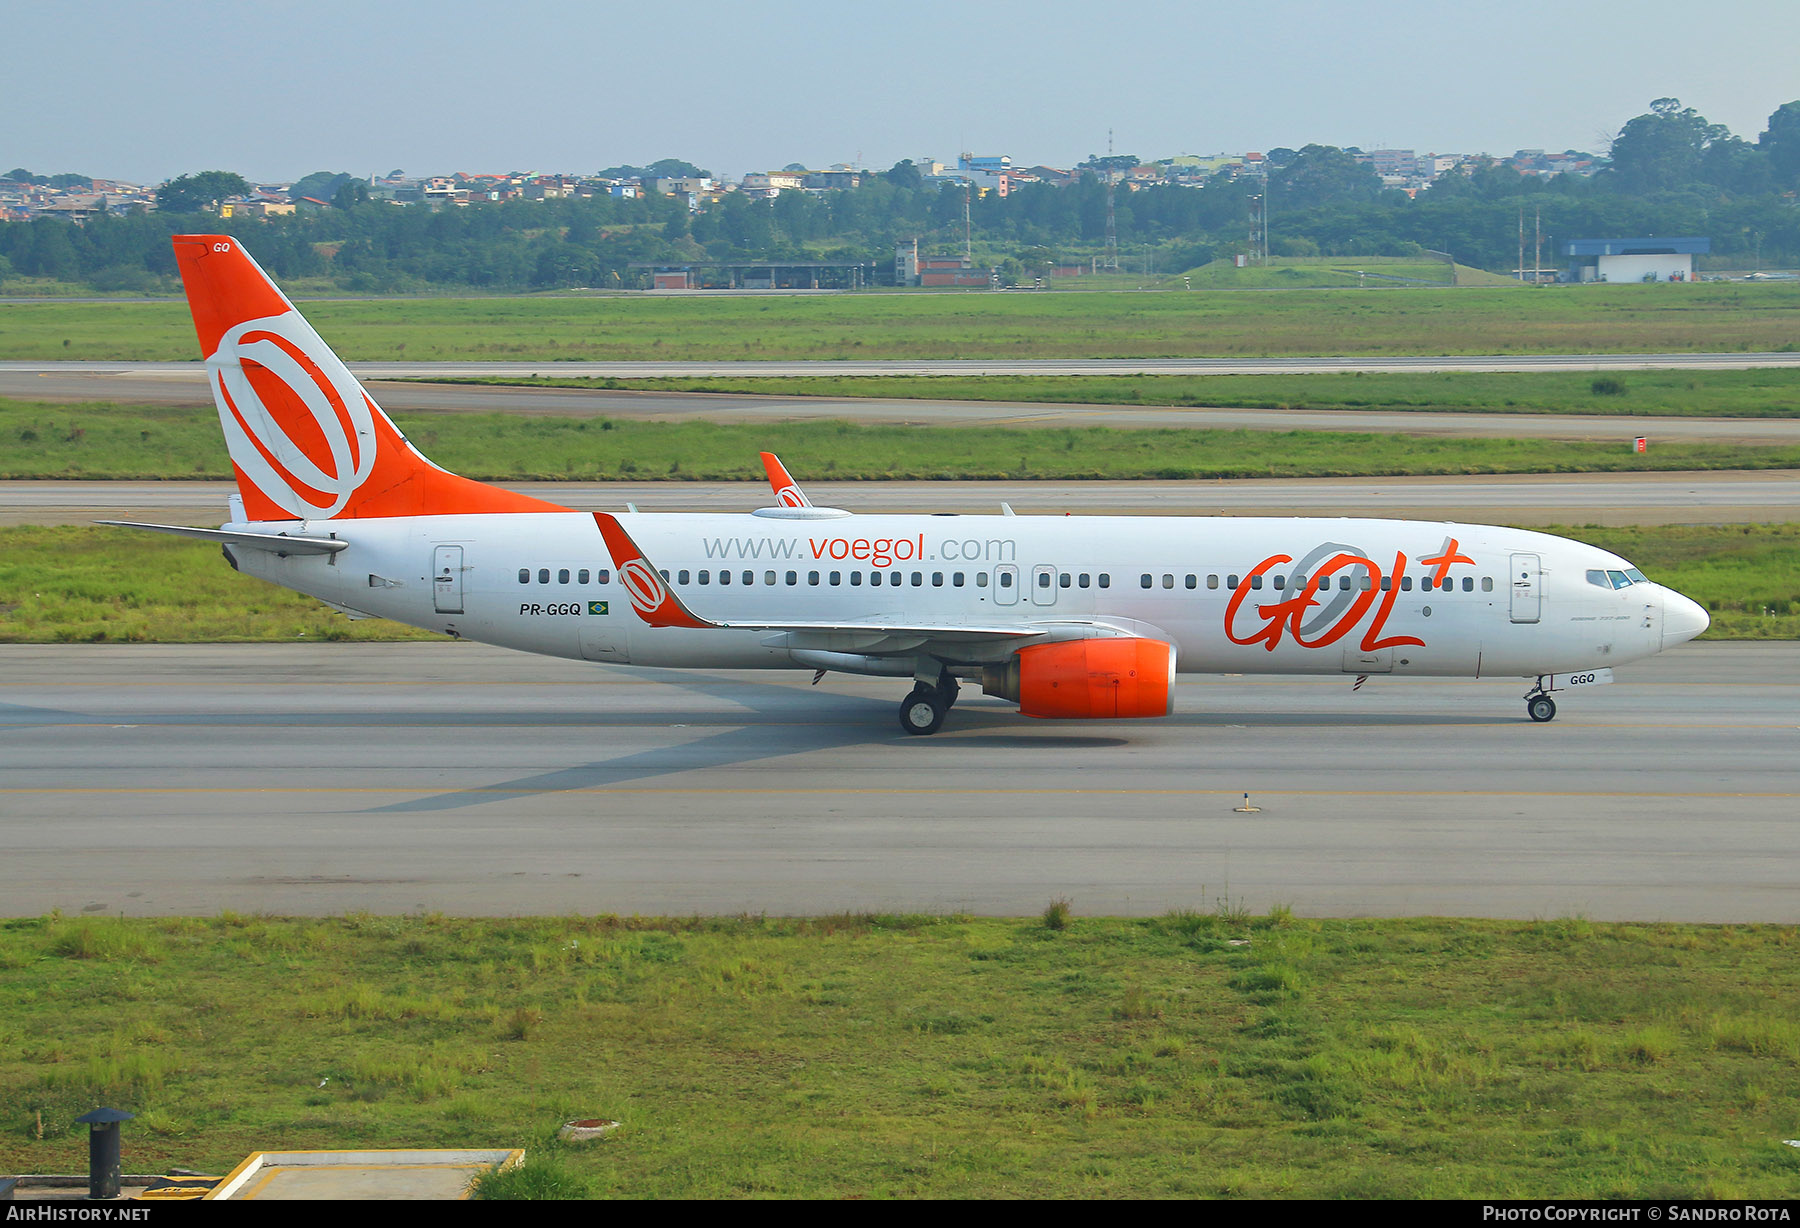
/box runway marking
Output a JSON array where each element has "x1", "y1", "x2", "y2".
[{"x1": 3, "y1": 787, "x2": 1797, "y2": 799}]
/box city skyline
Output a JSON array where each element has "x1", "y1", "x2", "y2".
[{"x1": 6, "y1": 0, "x2": 1798, "y2": 185}]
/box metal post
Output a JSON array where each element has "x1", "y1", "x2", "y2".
[{"x1": 75, "y1": 1108, "x2": 133, "y2": 1199}]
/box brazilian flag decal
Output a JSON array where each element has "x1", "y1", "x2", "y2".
[{"x1": 588, "y1": 601, "x2": 609, "y2": 615}]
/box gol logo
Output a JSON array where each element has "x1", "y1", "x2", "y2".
[
  {"x1": 209, "y1": 311, "x2": 377, "y2": 518},
  {"x1": 774, "y1": 484, "x2": 808, "y2": 508},
  {"x1": 619, "y1": 559, "x2": 670, "y2": 617}
]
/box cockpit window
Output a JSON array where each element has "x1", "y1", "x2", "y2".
[
  {"x1": 1607, "y1": 569, "x2": 1630, "y2": 589},
  {"x1": 1625, "y1": 567, "x2": 1648, "y2": 584},
  {"x1": 1586, "y1": 569, "x2": 1610, "y2": 588}
]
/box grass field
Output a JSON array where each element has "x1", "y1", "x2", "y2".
[
  {"x1": 3, "y1": 282, "x2": 1799, "y2": 362},
  {"x1": 466, "y1": 367, "x2": 1800, "y2": 419},
  {"x1": 7, "y1": 398, "x2": 1800, "y2": 483},
  {"x1": 3, "y1": 523, "x2": 1795, "y2": 644},
  {"x1": 3, "y1": 912, "x2": 1799, "y2": 1198}
]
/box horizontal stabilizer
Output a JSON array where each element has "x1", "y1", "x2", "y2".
[{"x1": 96, "y1": 520, "x2": 348, "y2": 555}]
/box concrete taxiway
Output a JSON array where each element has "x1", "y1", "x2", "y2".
[
  {"x1": 3, "y1": 363, "x2": 1797, "y2": 444},
  {"x1": 7, "y1": 470, "x2": 1796, "y2": 528},
  {"x1": 1, "y1": 641, "x2": 1793, "y2": 922}
]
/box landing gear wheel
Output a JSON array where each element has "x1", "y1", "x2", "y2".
[
  {"x1": 1527, "y1": 696, "x2": 1557, "y2": 723},
  {"x1": 935, "y1": 670, "x2": 959, "y2": 712},
  {"x1": 899, "y1": 686, "x2": 947, "y2": 736}
]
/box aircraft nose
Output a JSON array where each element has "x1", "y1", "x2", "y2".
[{"x1": 1662, "y1": 588, "x2": 1710, "y2": 648}]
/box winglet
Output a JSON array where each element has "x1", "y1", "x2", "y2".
[
  {"x1": 592, "y1": 513, "x2": 716, "y2": 629},
  {"x1": 759, "y1": 452, "x2": 812, "y2": 508}
]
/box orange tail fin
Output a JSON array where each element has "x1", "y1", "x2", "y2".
[{"x1": 172, "y1": 234, "x2": 565, "y2": 521}]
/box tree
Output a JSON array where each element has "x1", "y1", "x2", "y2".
[
  {"x1": 1268, "y1": 145, "x2": 1384, "y2": 209},
  {"x1": 1759, "y1": 100, "x2": 1800, "y2": 188},
  {"x1": 289, "y1": 171, "x2": 353, "y2": 205},
  {"x1": 156, "y1": 170, "x2": 251, "y2": 213},
  {"x1": 332, "y1": 180, "x2": 371, "y2": 210},
  {"x1": 1605, "y1": 98, "x2": 1732, "y2": 193},
  {"x1": 884, "y1": 159, "x2": 922, "y2": 190}
]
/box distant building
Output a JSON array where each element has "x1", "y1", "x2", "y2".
[{"x1": 1565, "y1": 236, "x2": 1709, "y2": 283}]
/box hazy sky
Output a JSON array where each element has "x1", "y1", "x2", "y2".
[{"x1": 8, "y1": 0, "x2": 1798, "y2": 184}]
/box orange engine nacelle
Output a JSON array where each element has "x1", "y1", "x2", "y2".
[{"x1": 982, "y1": 638, "x2": 1176, "y2": 720}]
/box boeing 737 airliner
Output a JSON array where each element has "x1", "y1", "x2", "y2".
[{"x1": 105, "y1": 236, "x2": 1710, "y2": 735}]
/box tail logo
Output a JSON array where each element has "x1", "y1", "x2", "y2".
[
  {"x1": 774, "y1": 484, "x2": 807, "y2": 508},
  {"x1": 210, "y1": 310, "x2": 376, "y2": 519},
  {"x1": 619, "y1": 559, "x2": 671, "y2": 618}
]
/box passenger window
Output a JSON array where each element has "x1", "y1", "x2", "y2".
[
  {"x1": 1462, "y1": 576, "x2": 1473, "y2": 592},
  {"x1": 1227, "y1": 575, "x2": 1239, "y2": 590},
  {"x1": 891, "y1": 571, "x2": 903, "y2": 586},
  {"x1": 1482, "y1": 577, "x2": 1493, "y2": 592},
  {"x1": 911, "y1": 571, "x2": 922, "y2": 586},
  {"x1": 1338, "y1": 576, "x2": 1351, "y2": 591},
  {"x1": 719, "y1": 570, "x2": 731, "y2": 585},
  {"x1": 1207, "y1": 575, "x2": 1219, "y2": 590},
  {"x1": 558, "y1": 568, "x2": 570, "y2": 584},
  {"x1": 579, "y1": 569, "x2": 590, "y2": 584},
  {"x1": 932, "y1": 572, "x2": 944, "y2": 587},
  {"x1": 1079, "y1": 574, "x2": 1091, "y2": 589},
  {"x1": 597, "y1": 569, "x2": 609, "y2": 585},
  {"x1": 830, "y1": 571, "x2": 841, "y2": 585},
  {"x1": 1360, "y1": 576, "x2": 1372, "y2": 591},
  {"x1": 538, "y1": 569, "x2": 550, "y2": 584},
  {"x1": 953, "y1": 572, "x2": 965, "y2": 587},
  {"x1": 1141, "y1": 574, "x2": 1152, "y2": 589},
  {"x1": 978, "y1": 572, "x2": 990, "y2": 587},
  {"x1": 1185, "y1": 574, "x2": 1196, "y2": 590},
  {"x1": 1421, "y1": 576, "x2": 1434, "y2": 592},
  {"x1": 742, "y1": 571, "x2": 753, "y2": 585},
  {"x1": 850, "y1": 572, "x2": 861, "y2": 586},
  {"x1": 1162, "y1": 574, "x2": 1174, "y2": 589},
  {"x1": 699, "y1": 570, "x2": 710, "y2": 584},
  {"x1": 808, "y1": 571, "x2": 820, "y2": 586},
  {"x1": 1379, "y1": 576, "x2": 1391, "y2": 591},
  {"x1": 1040, "y1": 572, "x2": 1052, "y2": 588},
  {"x1": 659, "y1": 570, "x2": 669, "y2": 581},
  {"x1": 1401, "y1": 576, "x2": 1412, "y2": 592},
  {"x1": 1059, "y1": 573, "x2": 1071, "y2": 588},
  {"x1": 1250, "y1": 575, "x2": 1263, "y2": 590},
  {"x1": 1098, "y1": 574, "x2": 1110, "y2": 588},
  {"x1": 998, "y1": 573, "x2": 1011, "y2": 588},
  {"x1": 765, "y1": 571, "x2": 777, "y2": 586},
  {"x1": 518, "y1": 569, "x2": 529, "y2": 584},
  {"x1": 678, "y1": 570, "x2": 690, "y2": 585},
  {"x1": 786, "y1": 571, "x2": 797, "y2": 586}
]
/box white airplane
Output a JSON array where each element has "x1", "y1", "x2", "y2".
[{"x1": 105, "y1": 235, "x2": 1710, "y2": 735}]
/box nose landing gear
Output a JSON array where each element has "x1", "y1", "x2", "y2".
[{"x1": 1524, "y1": 676, "x2": 1557, "y2": 723}]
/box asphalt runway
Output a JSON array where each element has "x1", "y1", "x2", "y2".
[
  {"x1": 7, "y1": 471, "x2": 1796, "y2": 528},
  {"x1": 1, "y1": 642, "x2": 1793, "y2": 922},
  {"x1": 3, "y1": 363, "x2": 1797, "y2": 443}
]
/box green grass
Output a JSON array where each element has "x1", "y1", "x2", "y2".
[
  {"x1": 3, "y1": 523, "x2": 1795, "y2": 644},
  {"x1": 6, "y1": 398, "x2": 1800, "y2": 482},
  {"x1": 0, "y1": 526, "x2": 438, "y2": 643},
  {"x1": 1172, "y1": 255, "x2": 1518, "y2": 288},
  {"x1": 3, "y1": 912, "x2": 1799, "y2": 1198},
  {"x1": 3, "y1": 281, "x2": 1799, "y2": 361},
  {"x1": 463, "y1": 367, "x2": 1800, "y2": 419}
]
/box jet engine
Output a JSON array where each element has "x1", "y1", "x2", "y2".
[{"x1": 981, "y1": 638, "x2": 1176, "y2": 719}]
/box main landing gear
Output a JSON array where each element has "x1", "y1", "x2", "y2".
[
  {"x1": 899, "y1": 669, "x2": 959, "y2": 736},
  {"x1": 1524, "y1": 676, "x2": 1557, "y2": 723}
]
